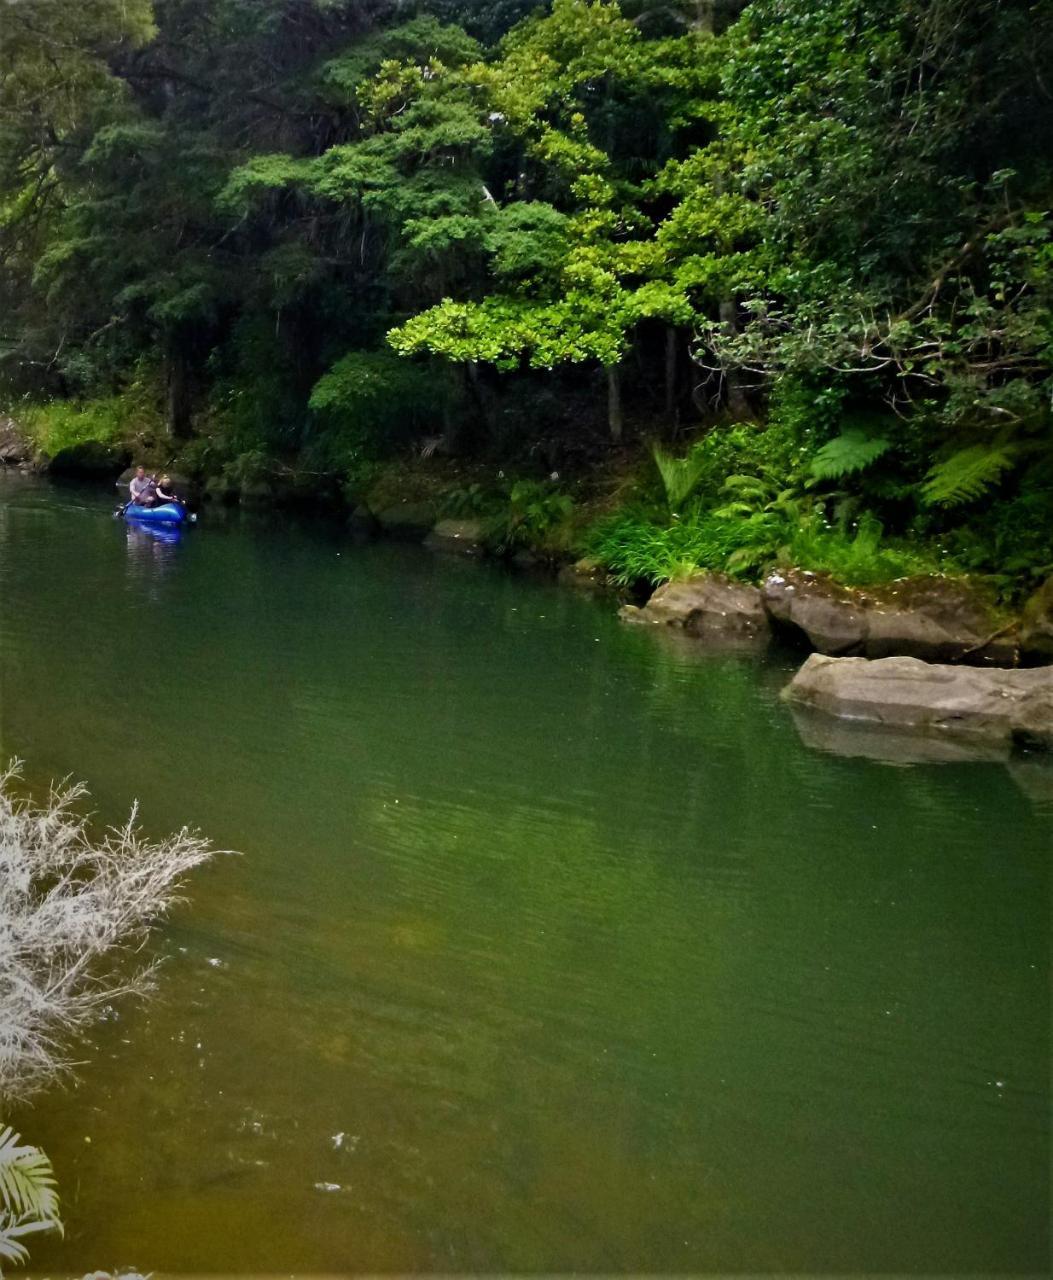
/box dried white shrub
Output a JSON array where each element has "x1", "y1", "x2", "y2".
[{"x1": 0, "y1": 762, "x2": 217, "y2": 1102}]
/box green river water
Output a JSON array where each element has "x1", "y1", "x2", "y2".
[{"x1": 0, "y1": 475, "x2": 1048, "y2": 1274}]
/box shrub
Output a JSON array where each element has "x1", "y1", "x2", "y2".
[
  {"x1": 785, "y1": 516, "x2": 945, "y2": 585},
  {"x1": 17, "y1": 365, "x2": 164, "y2": 455},
  {"x1": 487, "y1": 478, "x2": 574, "y2": 553},
  {"x1": 0, "y1": 763, "x2": 217, "y2": 1103},
  {"x1": 306, "y1": 349, "x2": 441, "y2": 474}
]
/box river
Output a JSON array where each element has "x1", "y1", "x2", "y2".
[{"x1": 0, "y1": 474, "x2": 1048, "y2": 1273}]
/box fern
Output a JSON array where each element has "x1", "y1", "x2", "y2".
[
  {"x1": 810, "y1": 429, "x2": 891, "y2": 479},
  {"x1": 0, "y1": 1127, "x2": 61, "y2": 1267},
  {"x1": 921, "y1": 443, "x2": 1018, "y2": 507},
  {"x1": 650, "y1": 443, "x2": 707, "y2": 513}
]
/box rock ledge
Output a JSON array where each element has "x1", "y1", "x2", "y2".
[
  {"x1": 783, "y1": 653, "x2": 1053, "y2": 749},
  {"x1": 620, "y1": 573, "x2": 769, "y2": 641},
  {"x1": 763, "y1": 570, "x2": 1018, "y2": 665}
]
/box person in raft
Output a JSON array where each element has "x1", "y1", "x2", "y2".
[
  {"x1": 128, "y1": 465, "x2": 158, "y2": 507},
  {"x1": 154, "y1": 474, "x2": 181, "y2": 506}
]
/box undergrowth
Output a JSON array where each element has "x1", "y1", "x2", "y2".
[
  {"x1": 587, "y1": 508, "x2": 948, "y2": 587},
  {"x1": 18, "y1": 367, "x2": 163, "y2": 456}
]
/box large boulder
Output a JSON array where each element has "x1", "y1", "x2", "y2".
[
  {"x1": 423, "y1": 518, "x2": 485, "y2": 555},
  {"x1": 47, "y1": 440, "x2": 131, "y2": 478},
  {"x1": 621, "y1": 573, "x2": 769, "y2": 641},
  {"x1": 763, "y1": 571, "x2": 866, "y2": 654},
  {"x1": 374, "y1": 500, "x2": 437, "y2": 541},
  {"x1": 864, "y1": 577, "x2": 1017, "y2": 664},
  {"x1": 783, "y1": 653, "x2": 1053, "y2": 749},
  {"x1": 763, "y1": 570, "x2": 1016, "y2": 665},
  {"x1": 1020, "y1": 576, "x2": 1053, "y2": 663}
]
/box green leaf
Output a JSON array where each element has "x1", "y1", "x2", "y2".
[
  {"x1": 0, "y1": 1127, "x2": 59, "y2": 1224},
  {"x1": 650, "y1": 443, "x2": 707, "y2": 511},
  {"x1": 921, "y1": 444, "x2": 1019, "y2": 507},
  {"x1": 810, "y1": 430, "x2": 891, "y2": 480}
]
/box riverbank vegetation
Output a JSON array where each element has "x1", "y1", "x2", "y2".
[{"x1": 1, "y1": 0, "x2": 1050, "y2": 598}]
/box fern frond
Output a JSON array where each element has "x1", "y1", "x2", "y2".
[
  {"x1": 811, "y1": 429, "x2": 891, "y2": 480},
  {"x1": 921, "y1": 443, "x2": 1018, "y2": 507},
  {"x1": 650, "y1": 443, "x2": 707, "y2": 512},
  {"x1": 0, "y1": 1229, "x2": 30, "y2": 1266},
  {"x1": 0, "y1": 1129, "x2": 58, "y2": 1224}
]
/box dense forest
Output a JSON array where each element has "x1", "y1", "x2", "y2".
[{"x1": 1, "y1": 0, "x2": 1051, "y2": 594}]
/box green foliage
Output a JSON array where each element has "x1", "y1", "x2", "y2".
[
  {"x1": 785, "y1": 516, "x2": 943, "y2": 586},
  {"x1": 221, "y1": 448, "x2": 273, "y2": 488},
  {"x1": 921, "y1": 441, "x2": 1020, "y2": 508},
  {"x1": 810, "y1": 430, "x2": 892, "y2": 480},
  {"x1": 587, "y1": 504, "x2": 944, "y2": 587},
  {"x1": 938, "y1": 476, "x2": 1053, "y2": 595},
  {"x1": 650, "y1": 442, "x2": 709, "y2": 514},
  {"x1": 1, "y1": 0, "x2": 1050, "y2": 590},
  {"x1": 21, "y1": 399, "x2": 124, "y2": 455},
  {"x1": 318, "y1": 16, "x2": 483, "y2": 110},
  {"x1": 20, "y1": 371, "x2": 163, "y2": 455},
  {"x1": 488, "y1": 479, "x2": 574, "y2": 552},
  {"x1": 440, "y1": 482, "x2": 495, "y2": 517},
  {"x1": 307, "y1": 350, "x2": 439, "y2": 474},
  {"x1": 0, "y1": 1126, "x2": 61, "y2": 1267},
  {"x1": 587, "y1": 507, "x2": 782, "y2": 585}
]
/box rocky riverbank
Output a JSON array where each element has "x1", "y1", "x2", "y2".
[
  {"x1": 615, "y1": 566, "x2": 1053, "y2": 753},
  {"x1": 617, "y1": 568, "x2": 1053, "y2": 668}
]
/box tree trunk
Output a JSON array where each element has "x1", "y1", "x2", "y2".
[
  {"x1": 164, "y1": 334, "x2": 192, "y2": 440},
  {"x1": 465, "y1": 360, "x2": 497, "y2": 437},
  {"x1": 719, "y1": 299, "x2": 749, "y2": 418},
  {"x1": 694, "y1": 1, "x2": 716, "y2": 35},
  {"x1": 607, "y1": 364, "x2": 623, "y2": 443}
]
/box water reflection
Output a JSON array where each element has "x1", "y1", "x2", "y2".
[
  {"x1": 124, "y1": 520, "x2": 183, "y2": 592},
  {"x1": 0, "y1": 478, "x2": 1048, "y2": 1274},
  {"x1": 789, "y1": 704, "x2": 1010, "y2": 765}
]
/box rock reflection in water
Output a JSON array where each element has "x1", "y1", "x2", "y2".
[{"x1": 789, "y1": 704, "x2": 1010, "y2": 765}]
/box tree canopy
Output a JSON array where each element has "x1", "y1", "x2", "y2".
[{"x1": 1, "y1": 0, "x2": 1050, "y2": 586}]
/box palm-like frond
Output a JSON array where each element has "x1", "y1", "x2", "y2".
[
  {"x1": 811, "y1": 429, "x2": 891, "y2": 479},
  {"x1": 651, "y1": 443, "x2": 708, "y2": 512},
  {"x1": 0, "y1": 1127, "x2": 61, "y2": 1270},
  {"x1": 0, "y1": 1129, "x2": 59, "y2": 1223},
  {"x1": 921, "y1": 442, "x2": 1018, "y2": 506}
]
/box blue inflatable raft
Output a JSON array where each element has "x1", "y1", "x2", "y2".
[{"x1": 124, "y1": 501, "x2": 192, "y2": 526}]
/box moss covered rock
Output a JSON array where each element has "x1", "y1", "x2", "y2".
[{"x1": 763, "y1": 570, "x2": 1017, "y2": 666}]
